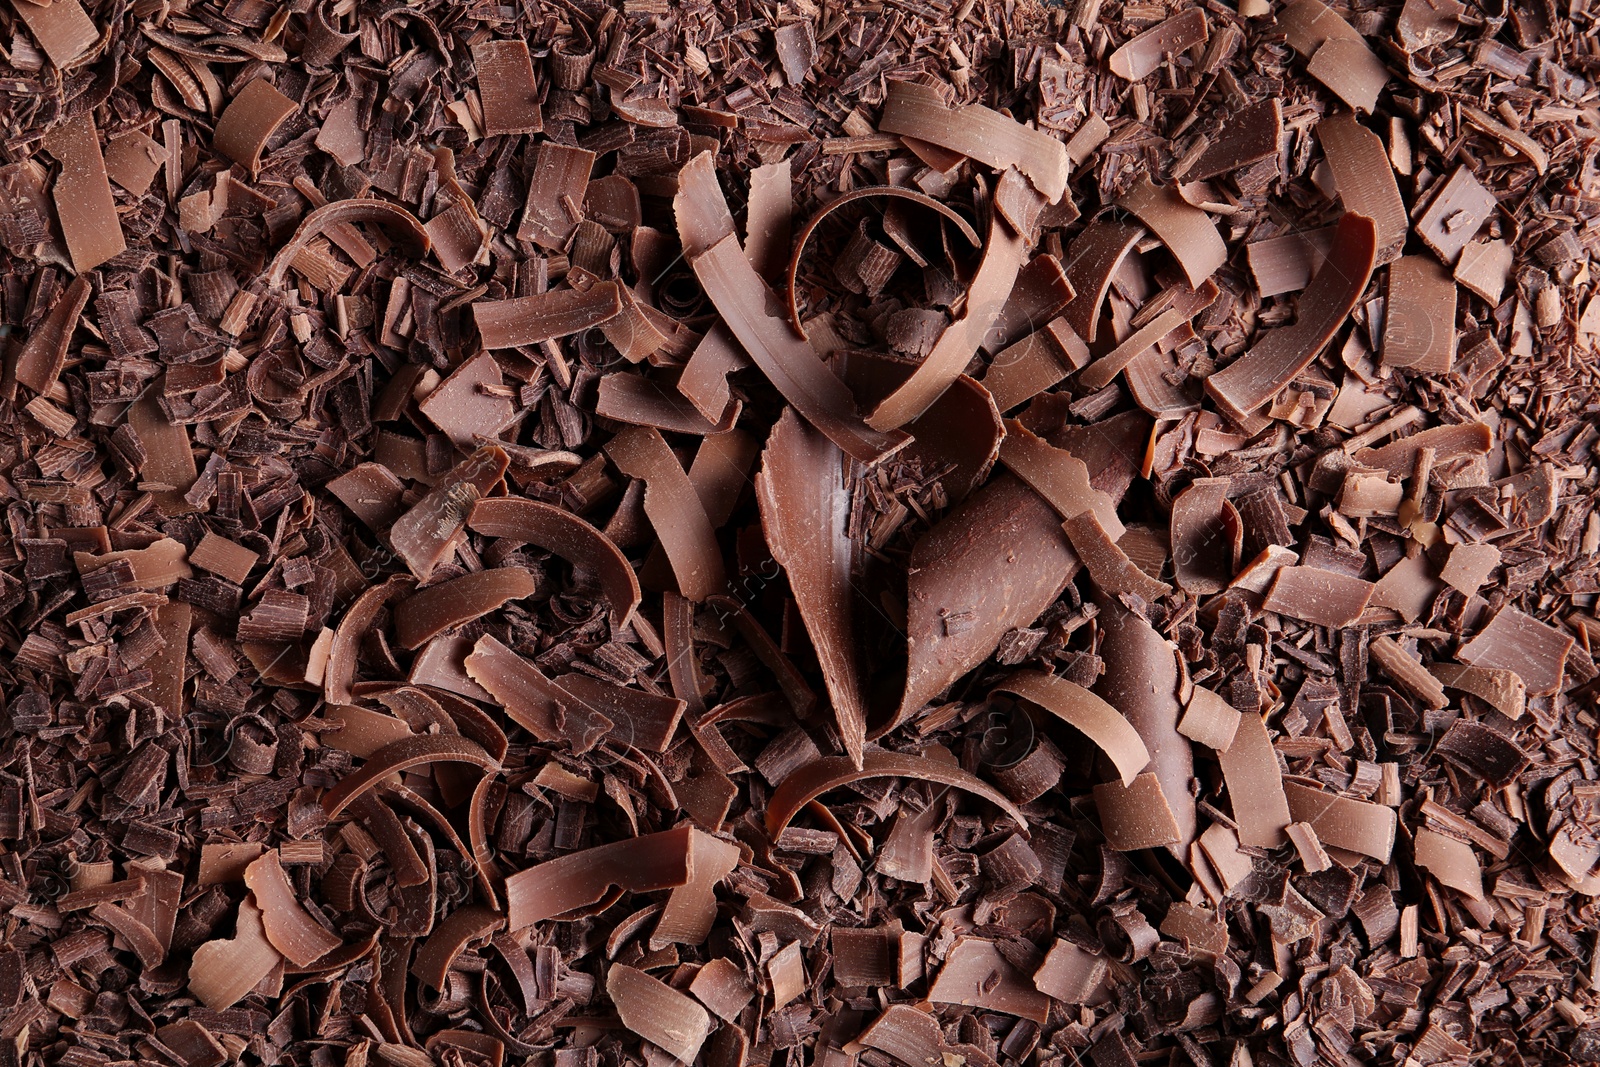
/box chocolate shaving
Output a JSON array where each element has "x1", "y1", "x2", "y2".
[
  {"x1": 1108, "y1": 9, "x2": 1208, "y2": 82},
  {"x1": 765, "y1": 749, "x2": 1028, "y2": 838},
  {"x1": 1283, "y1": 782, "x2": 1396, "y2": 862},
  {"x1": 321, "y1": 734, "x2": 499, "y2": 818},
  {"x1": 1281, "y1": 0, "x2": 1389, "y2": 112},
  {"x1": 1063, "y1": 510, "x2": 1171, "y2": 603},
  {"x1": 878, "y1": 80, "x2": 1069, "y2": 202},
  {"x1": 1094, "y1": 773, "x2": 1182, "y2": 851},
  {"x1": 928, "y1": 937, "x2": 1052, "y2": 1023},
  {"x1": 473, "y1": 284, "x2": 625, "y2": 350},
  {"x1": 1206, "y1": 213, "x2": 1377, "y2": 422},
  {"x1": 677, "y1": 153, "x2": 908, "y2": 466},
  {"x1": 993, "y1": 671, "x2": 1150, "y2": 786},
  {"x1": 1382, "y1": 255, "x2": 1456, "y2": 371},
  {"x1": 653, "y1": 828, "x2": 741, "y2": 946},
  {"x1": 1317, "y1": 113, "x2": 1408, "y2": 265},
  {"x1": 1458, "y1": 605, "x2": 1572, "y2": 697},
  {"x1": 392, "y1": 567, "x2": 539, "y2": 651},
  {"x1": 1413, "y1": 829, "x2": 1483, "y2": 901},
  {"x1": 607, "y1": 426, "x2": 727, "y2": 601},
  {"x1": 468, "y1": 497, "x2": 640, "y2": 628},
  {"x1": 243, "y1": 849, "x2": 342, "y2": 968},
  {"x1": 608, "y1": 963, "x2": 712, "y2": 1064},
  {"x1": 42, "y1": 115, "x2": 126, "y2": 274},
  {"x1": 1119, "y1": 178, "x2": 1226, "y2": 288},
  {"x1": 504, "y1": 826, "x2": 694, "y2": 930},
  {"x1": 12, "y1": 275, "x2": 89, "y2": 398},
  {"x1": 389, "y1": 445, "x2": 510, "y2": 581},
  {"x1": 1262, "y1": 567, "x2": 1375, "y2": 629},
  {"x1": 756, "y1": 409, "x2": 867, "y2": 766},
  {"x1": 472, "y1": 40, "x2": 543, "y2": 137},
  {"x1": 1217, "y1": 708, "x2": 1292, "y2": 849},
  {"x1": 213, "y1": 79, "x2": 298, "y2": 178},
  {"x1": 464, "y1": 635, "x2": 614, "y2": 753},
  {"x1": 188, "y1": 895, "x2": 282, "y2": 1011}
]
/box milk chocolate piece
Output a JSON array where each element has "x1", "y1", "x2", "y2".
[
  {"x1": 755, "y1": 409, "x2": 867, "y2": 766},
  {"x1": 1108, "y1": 9, "x2": 1208, "y2": 81},
  {"x1": 1207, "y1": 213, "x2": 1377, "y2": 422},
  {"x1": 898, "y1": 475, "x2": 1078, "y2": 724},
  {"x1": 1178, "y1": 686, "x2": 1242, "y2": 752},
  {"x1": 42, "y1": 115, "x2": 126, "y2": 273},
  {"x1": 1458, "y1": 606, "x2": 1572, "y2": 696},
  {"x1": 464, "y1": 635, "x2": 614, "y2": 753},
  {"x1": 473, "y1": 284, "x2": 624, "y2": 350},
  {"x1": 653, "y1": 829, "x2": 740, "y2": 947},
  {"x1": 243, "y1": 850, "x2": 342, "y2": 968},
  {"x1": 1119, "y1": 177, "x2": 1226, "y2": 287},
  {"x1": 504, "y1": 827, "x2": 693, "y2": 930},
  {"x1": 607, "y1": 426, "x2": 726, "y2": 602},
  {"x1": 187, "y1": 896, "x2": 282, "y2": 1011},
  {"x1": 1093, "y1": 599, "x2": 1195, "y2": 851},
  {"x1": 213, "y1": 79, "x2": 298, "y2": 178},
  {"x1": 1060, "y1": 222, "x2": 1146, "y2": 344},
  {"x1": 878, "y1": 80, "x2": 1069, "y2": 202},
  {"x1": 607, "y1": 964, "x2": 712, "y2": 1064},
  {"x1": 1262, "y1": 567, "x2": 1375, "y2": 629},
  {"x1": 1094, "y1": 773, "x2": 1182, "y2": 851},
  {"x1": 993, "y1": 670, "x2": 1150, "y2": 786},
  {"x1": 1283, "y1": 781, "x2": 1396, "y2": 862},
  {"x1": 1281, "y1": 0, "x2": 1389, "y2": 112},
  {"x1": 764, "y1": 749, "x2": 1028, "y2": 838},
  {"x1": 1217, "y1": 710, "x2": 1292, "y2": 849},
  {"x1": 1416, "y1": 165, "x2": 1498, "y2": 265},
  {"x1": 468, "y1": 496, "x2": 640, "y2": 628},
  {"x1": 12, "y1": 0, "x2": 98, "y2": 68},
  {"x1": 1428, "y1": 662, "x2": 1525, "y2": 719},
  {"x1": 419, "y1": 351, "x2": 516, "y2": 448},
  {"x1": 1247, "y1": 226, "x2": 1336, "y2": 297},
  {"x1": 1179, "y1": 99, "x2": 1283, "y2": 182},
  {"x1": 472, "y1": 40, "x2": 542, "y2": 136},
  {"x1": 320, "y1": 734, "x2": 498, "y2": 818},
  {"x1": 392, "y1": 568, "x2": 538, "y2": 651},
  {"x1": 928, "y1": 937, "x2": 1051, "y2": 1023},
  {"x1": 1317, "y1": 113, "x2": 1408, "y2": 265},
  {"x1": 12, "y1": 274, "x2": 88, "y2": 396},
  {"x1": 1413, "y1": 829, "x2": 1483, "y2": 901},
  {"x1": 1382, "y1": 255, "x2": 1456, "y2": 372}
]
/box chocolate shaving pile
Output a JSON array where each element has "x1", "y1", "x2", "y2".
[{"x1": 3, "y1": 0, "x2": 1600, "y2": 1066}]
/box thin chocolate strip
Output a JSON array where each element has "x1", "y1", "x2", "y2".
[
  {"x1": 596, "y1": 373, "x2": 740, "y2": 435},
  {"x1": 12, "y1": 275, "x2": 89, "y2": 397},
  {"x1": 607, "y1": 964, "x2": 712, "y2": 1065},
  {"x1": 877, "y1": 80, "x2": 1070, "y2": 202},
  {"x1": 503, "y1": 826, "x2": 693, "y2": 930},
  {"x1": 981, "y1": 317, "x2": 1090, "y2": 413},
  {"x1": 1169, "y1": 477, "x2": 1235, "y2": 594},
  {"x1": 467, "y1": 497, "x2": 640, "y2": 628},
  {"x1": 1178, "y1": 686, "x2": 1242, "y2": 752},
  {"x1": 1061, "y1": 222, "x2": 1146, "y2": 344},
  {"x1": 473, "y1": 284, "x2": 625, "y2": 350},
  {"x1": 325, "y1": 575, "x2": 411, "y2": 706},
  {"x1": 1283, "y1": 781, "x2": 1396, "y2": 862},
  {"x1": 1247, "y1": 226, "x2": 1336, "y2": 298},
  {"x1": 1352, "y1": 420, "x2": 1491, "y2": 476},
  {"x1": 607, "y1": 426, "x2": 727, "y2": 602},
  {"x1": 1077, "y1": 279, "x2": 1218, "y2": 391},
  {"x1": 42, "y1": 114, "x2": 126, "y2": 274},
  {"x1": 745, "y1": 159, "x2": 792, "y2": 282},
  {"x1": 472, "y1": 40, "x2": 542, "y2": 136},
  {"x1": 1093, "y1": 598, "x2": 1195, "y2": 851},
  {"x1": 1382, "y1": 255, "x2": 1456, "y2": 372},
  {"x1": 321, "y1": 734, "x2": 499, "y2": 818},
  {"x1": 1094, "y1": 772, "x2": 1182, "y2": 851},
  {"x1": 852, "y1": 1005, "x2": 1000, "y2": 1067},
  {"x1": 1063, "y1": 510, "x2": 1171, "y2": 603},
  {"x1": 755, "y1": 409, "x2": 867, "y2": 767},
  {"x1": 993, "y1": 671, "x2": 1150, "y2": 786},
  {"x1": 1119, "y1": 178, "x2": 1226, "y2": 287},
  {"x1": 213, "y1": 79, "x2": 298, "y2": 178},
  {"x1": 1459, "y1": 104, "x2": 1549, "y2": 175},
  {"x1": 555, "y1": 673, "x2": 686, "y2": 752},
  {"x1": 392, "y1": 567, "x2": 539, "y2": 651},
  {"x1": 389, "y1": 445, "x2": 510, "y2": 581},
  {"x1": 764, "y1": 749, "x2": 1029, "y2": 837},
  {"x1": 265, "y1": 200, "x2": 431, "y2": 290},
  {"x1": 867, "y1": 209, "x2": 1030, "y2": 430},
  {"x1": 1217, "y1": 710, "x2": 1293, "y2": 849},
  {"x1": 677, "y1": 153, "x2": 909, "y2": 465},
  {"x1": 1317, "y1": 112, "x2": 1407, "y2": 265},
  {"x1": 1206, "y1": 212, "x2": 1377, "y2": 422},
  {"x1": 464, "y1": 634, "x2": 614, "y2": 752},
  {"x1": 1262, "y1": 567, "x2": 1375, "y2": 629},
  {"x1": 243, "y1": 850, "x2": 342, "y2": 968},
  {"x1": 928, "y1": 937, "x2": 1052, "y2": 1023},
  {"x1": 783, "y1": 185, "x2": 981, "y2": 340},
  {"x1": 412, "y1": 905, "x2": 504, "y2": 992},
  {"x1": 1108, "y1": 9, "x2": 1208, "y2": 82}
]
